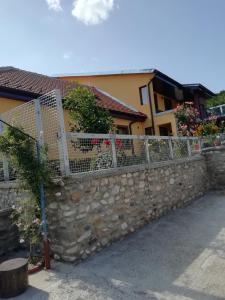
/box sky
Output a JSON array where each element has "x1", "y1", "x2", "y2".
[{"x1": 0, "y1": 0, "x2": 224, "y2": 92}]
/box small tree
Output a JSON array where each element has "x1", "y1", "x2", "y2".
[
  {"x1": 63, "y1": 86, "x2": 114, "y2": 133},
  {"x1": 207, "y1": 90, "x2": 225, "y2": 108}
]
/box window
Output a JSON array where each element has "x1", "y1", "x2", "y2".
[
  {"x1": 159, "y1": 123, "x2": 172, "y2": 136},
  {"x1": 116, "y1": 126, "x2": 129, "y2": 135},
  {"x1": 139, "y1": 86, "x2": 148, "y2": 105},
  {"x1": 145, "y1": 127, "x2": 153, "y2": 135},
  {"x1": 116, "y1": 126, "x2": 131, "y2": 149}
]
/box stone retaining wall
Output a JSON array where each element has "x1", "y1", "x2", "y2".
[
  {"x1": 47, "y1": 156, "x2": 209, "y2": 262},
  {"x1": 0, "y1": 182, "x2": 30, "y2": 210},
  {"x1": 0, "y1": 209, "x2": 18, "y2": 256},
  {"x1": 204, "y1": 147, "x2": 225, "y2": 190}
]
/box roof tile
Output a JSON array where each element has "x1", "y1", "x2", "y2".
[{"x1": 0, "y1": 67, "x2": 146, "y2": 120}]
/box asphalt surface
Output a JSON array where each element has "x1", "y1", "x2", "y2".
[{"x1": 5, "y1": 192, "x2": 225, "y2": 300}]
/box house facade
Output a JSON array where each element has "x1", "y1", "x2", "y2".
[
  {"x1": 0, "y1": 67, "x2": 146, "y2": 135},
  {"x1": 59, "y1": 69, "x2": 214, "y2": 136}
]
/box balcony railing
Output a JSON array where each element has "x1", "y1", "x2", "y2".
[
  {"x1": 154, "y1": 109, "x2": 174, "y2": 116},
  {"x1": 208, "y1": 104, "x2": 225, "y2": 117}
]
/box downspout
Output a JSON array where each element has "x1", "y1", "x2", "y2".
[
  {"x1": 128, "y1": 120, "x2": 136, "y2": 135},
  {"x1": 147, "y1": 78, "x2": 155, "y2": 135}
]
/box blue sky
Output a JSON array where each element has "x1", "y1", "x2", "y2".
[{"x1": 0, "y1": 0, "x2": 224, "y2": 92}]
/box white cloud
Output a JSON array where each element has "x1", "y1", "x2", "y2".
[
  {"x1": 72, "y1": 0, "x2": 114, "y2": 25},
  {"x1": 63, "y1": 51, "x2": 73, "y2": 59},
  {"x1": 46, "y1": 0, "x2": 62, "y2": 12}
]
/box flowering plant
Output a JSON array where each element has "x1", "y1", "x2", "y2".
[
  {"x1": 195, "y1": 118, "x2": 219, "y2": 136},
  {"x1": 175, "y1": 102, "x2": 200, "y2": 136},
  {"x1": 11, "y1": 200, "x2": 42, "y2": 256},
  {"x1": 115, "y1": 139, "x2": 123, "y2": 148},
  {"x1": 103, "y1": 139, "x2": 111, "y2": 145}
]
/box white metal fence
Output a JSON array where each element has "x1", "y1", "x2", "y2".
[
  {"x1": 0, "y1": 90, "x2": 70, "y2": 181},
  {"x1": 0, "y1": 88, "x2": 224, "y2": 181},
  {"x1": 66, "y1": 133, "x2": 201, "y2": 174},
  {"x1": 200, "y1": 134, "x2": 225, "y2": 149}
]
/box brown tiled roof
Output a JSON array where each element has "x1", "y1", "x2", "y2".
[
  {"x1": 0, "y1": 66, "x2": 146, "y2": 120},
  {"x1": 91, "y1": 87, "x2": 146, "y2": 118}
]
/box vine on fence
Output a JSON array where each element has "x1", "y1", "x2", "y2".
[{"x1": 0, "y1": 125, "x2": 52, "y2": 259}]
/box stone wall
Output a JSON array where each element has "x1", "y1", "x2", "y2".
[
  {"x1": 204, "y1": 147, "x2": 225, "y2": 190},
  {"x1": 0, "y1": 209, "x2": 18, "y2": 256},
  {"x1": 47, "y1": 156, "x2": 209, "y2": 262},
  {"x1": 0, "y1": 181, "x2": 30, "y2": 210}
]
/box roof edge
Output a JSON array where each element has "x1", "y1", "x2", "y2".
[
  {"x1": 183, "y1": 83, "x2": 215, "y2": 96},
  {"x1": 55, "y1": 68, "x2": 156, "y2": 77},
  {"x1": 94, "y1": 87, "x2": 140, "y2": 113}
]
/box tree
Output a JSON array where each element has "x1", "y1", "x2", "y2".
[
  {"x1": 63, "y1": 86, "x2": 114, "y2": 133},
  {"x1": 207, "y1": 90, "x2": 225, "y2": 108}
]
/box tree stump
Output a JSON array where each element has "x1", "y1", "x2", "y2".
[{"x1": 0, "y1": 258, "x2": 28, "y2": 298}]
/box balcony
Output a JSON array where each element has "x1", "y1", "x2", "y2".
[{"x1": 208, "y1": 104, "x2": 225, "y2": 117}]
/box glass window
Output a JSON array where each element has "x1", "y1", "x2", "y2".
[
  {"x1": 139, "y1": 86, "x2": 148, "y2": 105},
  {"x1": 145, "y1": 127, "x2": 153, "y2": 135},
  {"x1": 116, "y1": 126, "x2": 129, "y2": 135}
]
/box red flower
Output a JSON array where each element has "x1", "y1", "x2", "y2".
[
  {"x1": 115, "y1": 139, "x2": 123, "y2": 147},
  {"x1": 104, "y1": 139, "x2": 111, "y2": 145},
  {"x1": 91, "y1": 138, "x2": 98, "y2": 145}
]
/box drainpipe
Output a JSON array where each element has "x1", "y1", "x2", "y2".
[
  {"x1": 147, "y1": 78, "x2": 155, "y2": 135},
  {"x1": 128, "y1": 120, "x2": 136, "y2": 135}
]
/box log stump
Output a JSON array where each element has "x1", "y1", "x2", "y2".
[{"x1": 0, "y1": 258, "x2": 28, "y2": 298}]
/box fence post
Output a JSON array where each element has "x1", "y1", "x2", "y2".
[
  {"x1": 55, "y1": 89, "x2": 70, "y2": 176},
  {"x1": 145, "y1": 137, "x2": 150, "y2": 164},
  {"x1": 198, "y1": 137, "x2": 202, "y2": 152},
  {"x1": 168, "y1": 138, "x2": 174, "y2": 160},
  {"x1": 187, "y1": 139, "x2": 192, "y2": 157},
  {"x1": 0, "y1": 120, "x2": 9, "y2": 181},
  {"x1": 34, "y1": 99, "x2": 44, "y2": 147},
  {"x1": 111, "y1": 134, "x2": 117, "y2": 168}
]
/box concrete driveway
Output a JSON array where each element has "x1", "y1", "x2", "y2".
[{"x1": 7, "y1": 192, "x2": 225, "y2": 300}]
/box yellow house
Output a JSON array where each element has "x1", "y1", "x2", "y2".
[
  {"x1": 58, "y1": 69, "x2": 214, "y2": 136},
  {"x1": 0, "y1": 67, "x2": 146, "y2": 135}
]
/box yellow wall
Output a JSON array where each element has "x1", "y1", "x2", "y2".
[
  {"x1": 60, "y1": 74, "x2": 181, "y2": 136},
  {"x1": 157, "y1": 94, "x2": 165, "y2": 112},
  {"x1": 154, "y1": 111, "x2": 177, "y2": 136},
  {"x1": 0, "y1": 97, "x2": 145, "y2": 137},
  {"x1": 0, "y1": 97, "x2": 25, "y2": 113},
  {"x1": 112, "y1": 117, "x2": 145, "y2": 136},
  {"x1": 61, "y1": 73, "x2": 155, "y2": 129},
  {"x1": 154, "y1": 92, "x2": 179, "y2": 113}
]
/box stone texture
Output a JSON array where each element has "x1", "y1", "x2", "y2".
[
  {"x1": 46, "y1": 156, "x2": 209, "y2": 262},
  {"x1": 0, "y1": 182, "x2": 30, "y2": 210},
  {"x1": 0, "y1": 208, "x2": 18, "y2": 256},
  {"x1": 204, "y1": 147, "x2": 225, "y2": 190},
  {"x1": 3, "y1": 152, "x2": 223, "y2": 263}
]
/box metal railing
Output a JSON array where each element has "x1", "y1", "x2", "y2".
[
  {"x1": 208, "y1": 104, "x2": 225, "y2": 117},
  {"x1": 199, "y1": 133, "x2": 225, "y2": 150},
  {"x1": 0, "y1": 88, "x2": 224, "y2": 180},
  {"x1": 66, "y1": 133, "x2": 201, "y2": 174},
  {"x1": 0, "y1": 90, "x2": 70, "y2": 179}
]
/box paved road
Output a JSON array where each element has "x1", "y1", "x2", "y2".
[{"x1": 6, "y1": 192, "x2": 225, "y2": 300}]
